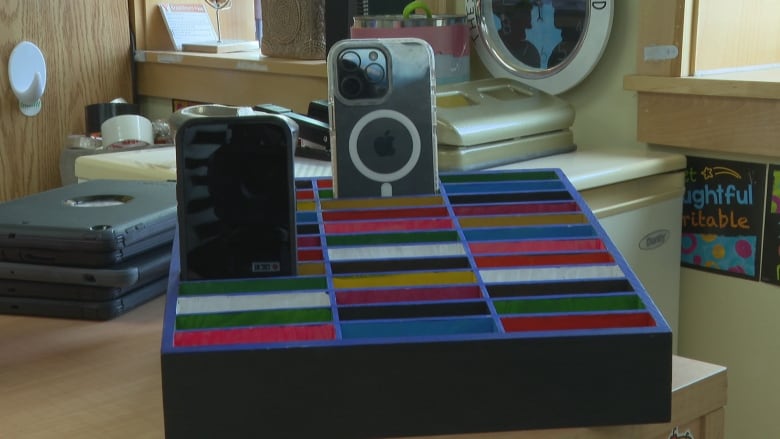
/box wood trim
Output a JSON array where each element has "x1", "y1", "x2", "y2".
[
  {"x1": 636, "y1": 92, "x2": 780, "y2": 157},
  {"x1": 624, "y1": 73, "x2": 780, "y2": 99},
  {"x1": 635, "y1": 0, "x2": 692, "y2": 77},
  {"x1": 702, "y1": 408, "x2": 726, "y2": 439}
]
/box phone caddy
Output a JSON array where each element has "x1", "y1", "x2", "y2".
[{"x1": 175, "y1": 115, "x2": 298, "y2": 280}]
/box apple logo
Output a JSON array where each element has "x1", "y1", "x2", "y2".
[{"x1": 373, "y1": 130, "x2": 395, "y2": 157}]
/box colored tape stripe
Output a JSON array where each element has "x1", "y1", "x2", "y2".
[
  {"x1": 320, "y1": 195, "x2": 443, "y2": 211},
  {"x1": 176, "y1": 307, "x2": 332, "y2": 330},
  {"x1": 452, "y1": 201, "x2": 580, "y2": 217},
  {"x1": 493, "y1": 294, "x2": 645, "y2": 315},
  {"x1": 297, "y1": 235, "x2": 321, "y2": 248},
  {"x1": 330, "y1": 256, "x2": 471, "y2": 275},
  {"x1": 440, "y1": 170, "x2": 558, "y2": 183},
  {"x1": 501, "y1": 312, "x2": 656, "y2": 332},
  {"x1": 463, "y1": 224, "x2": 596, "y2": 241},
  {"x1": 296, "y1": 200, "x2": 316, "y2": 211},
  {"x1": 298, "y1": 248, "x2": 323, "y2": 261},
  {"x1": 174, "y1": 324, "x2": 336, "y2": 347},
  {"x1": 296, "y1": 211, "x2": 318, "y2": 223},
  {"x1": 486, "y1": 279, "x2": 634, "y2": 298},
  {"x1": 328, "y1": 243, "x2": 466, "y2": 261},
  {"x1": 469, "y1": 238, "x2": 606, "y2": 255},
  {"x1": 480, "y1": 265, "x2": 624, "y2": 283},
  {"x1": 177, "y1": 291, "x2": 331, "y2": 315},
  {"x1": 296, "y1": 189, "x2": 314, "y2": 200},
  {"x1": 316, "y1": 179, "x2": 333, "y2": 188},
  {"x1": 443, "y1": 180, "x2": 564, "y2": 194},
  {"x1": 326, "y1": 230, "x2": 460, "y2": 247},
  {"x1": 319, "y1": 189, "x2": 334, "y2": 199},
  {"x1": 333, "y1": 270, "x2": 477, "y2": 289},
  {"x1": 338, "y1": 300, "x2": 490, "y2": 321},
  {"x1": 458, "y1": 213, "x2": 588, "y2": 228},
  {"x1": 448, "y1": 191, "x2": 572, "y2": 205},
  {"x1": 322, "y1": 206, "x2": 449, "y2": 222},
  {"x1": 178, "y1": 277, "x2": 328, "y2": 296},
  {"x1": 341, "y1": 317, "x2": 496, "y2": 339},
  {"x1": 473, "y1": 252, "x2": 614, "y2": 268},
  {"x1": 324, "y1": 217, "x2": 453, "y2": 234},
  {"x1": 298, "y1": 223, "x2": 320, "y2": 235},
  {"x1": 297, "y1": 262, "x2": 325, "y2": 276},
  {"x1": 336, "y1": 285, "x2": 483, "y2": 305}
]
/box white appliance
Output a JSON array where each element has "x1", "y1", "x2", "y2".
[{"x1": 75, "y1": 147, "x2": 686, "y2": 350}]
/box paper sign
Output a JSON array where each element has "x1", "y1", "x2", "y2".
[
  {"x1": 681, "y1": 156, "x2": 765, "y2": 279},
  {"x1": 159, "y1": 4, "x2": 217, "y2": 51},
  {"x1": 760, "y1": 165, "x2": 780, "y2": 285}
]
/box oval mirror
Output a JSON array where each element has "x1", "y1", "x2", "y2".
[{"x1": 466, "y1": 0, "x2": 613, "y2": 95}]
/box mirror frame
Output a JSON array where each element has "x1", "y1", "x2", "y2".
[{"x1": 466, "y1": 0, "x2": 613, "y2": 95}]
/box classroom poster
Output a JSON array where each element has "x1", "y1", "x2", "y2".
[
  {"x1": 681, "y1": 156, "x2": 765, "y2": 280},
  {"x1": 760, "y1": 165, "x2": 780, "y2": 285}
]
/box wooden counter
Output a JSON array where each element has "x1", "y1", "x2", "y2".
[
  {"x1": 135, "y1": 50, "x2": 327, "y2": 113},
  {"x1": 0, "y1": 297, "x2": 726, "y2": 439}
]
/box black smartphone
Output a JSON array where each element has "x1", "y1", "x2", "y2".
[
  {"x1": 328, "y1": 38, "x2": 438, "y2": 198},
  {"x1": 175, "y1": 115, "x2": 298, "y2": 280}
]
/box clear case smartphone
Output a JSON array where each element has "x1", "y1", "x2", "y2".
[{"x1": 328, "y1": 38, "x2": 438, "y2": 198}]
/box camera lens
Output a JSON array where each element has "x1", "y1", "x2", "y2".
[
  {"x1": 339, "y1": 51, "x2": 360, "y2": 71},
  {"x1": 340, "y1": 75, "x2": 364, "y2": 99},
  {"x1": 364, "y1": 63, "x2": 385, "y2": 83}
]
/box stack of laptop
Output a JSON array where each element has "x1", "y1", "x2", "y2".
[{"x1": 0, "y1": 180, "x2": 177, "y2": 320}]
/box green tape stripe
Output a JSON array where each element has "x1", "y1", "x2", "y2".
[
  {"x1": 493, "y1": 294, "x2": 646, "y2": 315},
  {"x1": 440, "y1": 171, "x2": 559, "y2": 183},
  {"x1": 319, "y1": 189, "x2": 334, "y2": 199},
  {"x1": 176, "y1": 307, "x2": 333, "y2": 330},
  {"x1": 179, "y1": 277, "x2": 328, "y2": 296},
  {"x1": 326, "y1": 230, "x2": 460, "y2": 246}
]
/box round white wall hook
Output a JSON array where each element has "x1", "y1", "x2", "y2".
[{"x1": 8, "y1": 41, "x2": 47, "y2": 116}]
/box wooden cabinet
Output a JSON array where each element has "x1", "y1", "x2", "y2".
[{"x1": 0, "y1": 1, "x2": 133, "y2": 201}]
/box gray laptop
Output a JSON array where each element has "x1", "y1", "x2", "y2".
[
  {"x1": 0, "y1": 244, "x2": 171, "y2": 288},
  {"x1": 0, "y1": 277, "x2": 168, "y2": 320},
  {"x1": 0, "y1": 180, "x2": 176, "y2": 267}
]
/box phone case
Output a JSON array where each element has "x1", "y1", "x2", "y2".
[
  {"x1": 175, "y1": 115, "x2": 298, "y2": 280},
  {"x1": 328, "y1": 38, "x2": 438, "y2": 198}
]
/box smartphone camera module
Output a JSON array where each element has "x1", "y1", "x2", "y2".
[{"x1": 337, "y1": 48, "x2": 388, "y2": 101}]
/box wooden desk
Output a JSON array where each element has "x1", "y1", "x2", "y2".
[{"x1": 0, "y1": 297, "x2": 726, "y2": 439}]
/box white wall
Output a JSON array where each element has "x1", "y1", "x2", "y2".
[{"x1": 558, "y1": 1, "x2": 644, "y2": 151}]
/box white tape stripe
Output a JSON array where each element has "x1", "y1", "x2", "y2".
[
  {"x1": 328, "y1": 243, "x2": 466, "y2": 261},
  {"x1": 480, "y1": 265, "x2": 624, "y2": 283},
  {"x1": 177, "y1": 291, "x2": 331, "y2": 315}
]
